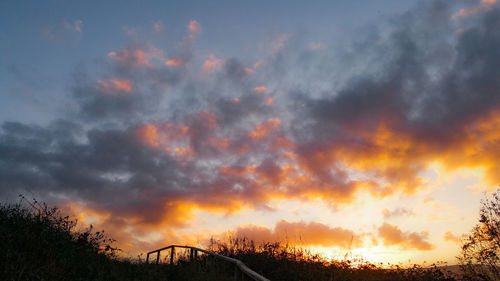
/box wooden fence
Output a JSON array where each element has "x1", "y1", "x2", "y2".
[{"x1": 146, "y1": 245, "x2": 270, "y2": 281}]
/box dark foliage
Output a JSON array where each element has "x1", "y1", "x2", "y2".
[
  {"x1": 0, "y1": 197, "x2": 171, "y2": 281},
  {"x1": 459, "y1": 189, "x2": 500, "y2": 281},
  {"x1": 203, "y1": 238, "x2": 457, "y2": 281}
]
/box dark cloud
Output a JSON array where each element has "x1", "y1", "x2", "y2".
[{"x1": 289, "y1": 1, "x2": 500, "y2": 191}]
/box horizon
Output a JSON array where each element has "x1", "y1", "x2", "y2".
[{"x1": 1, "y1": 0, "x2": 500, "y2": 265}]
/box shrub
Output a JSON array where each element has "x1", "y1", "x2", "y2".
[{"x1": 459, "y1": 189, "x2": 500, "y2": 281}]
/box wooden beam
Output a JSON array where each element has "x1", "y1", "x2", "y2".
[{"x1": 170, "y1": 247, "x2": 175, "y2": 265}]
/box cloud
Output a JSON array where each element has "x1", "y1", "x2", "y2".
[
  {"x1": 152, "y1": 20, "x2": 164, "y2": 32},
  {"x1": 269, "y1": 33, "x2": 292, "y2": 54},
  {"x1": 443, "y1": 231, "x2": 461, "y2": 243},
  {"x1": 3, "y1": 1, "x2": 500, "y2": 256},
  {"x1": 254, "y1": 86, "x2": 267, "y2": 92},
  {"x1": 451, "y1": 0, "x2": 498, "y2": 18},
  {"x1": 97, "y1": 78, "x2": 133, "y2": 94},
  {"x1": 188, "y1": 20, "x2": 201, "y2": 33},
  {"x1": 186, "y1": 20, "x2": 201, "y2": 42},
  {"x1": 108, "y1": 46, "x2": 165, "y2": 68},
  {"x1": 308, "y1": 42, "x2": 326, "y2": 50},
  {"x1": 378, "y1": 223, "x2": 435, "y2": 250},
  {"x1": 43, "y1": 19, "x2": 83, "y2": 43},
  {"x1": 201, "y1": 54, "x2": 223, "y2": 73},
  {"x1": 248, "y1": 118, "x2": 281, "y2": 140},
  {"x1": 62, "y1": 20, "x2": 83, "y2": 33},
  {"x1": 382, "y1": 207, "x2": 415, "y2": 219},
  {"x1": 234, "y1": 220, "x2": 358, "y2": 248},
  {"x1": 288, "y1": 1, "x2": 500, "y2": 193},
  {"x1": 123, "y1": 26, "x2": 137, "y2": 36},
  {"x1": 165, "y1": 57, "x2": 185, "y2": 66}
]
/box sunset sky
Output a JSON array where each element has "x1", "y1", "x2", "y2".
[{"x1": 1, "y1": 0, "x2": 500, "y2": 265}]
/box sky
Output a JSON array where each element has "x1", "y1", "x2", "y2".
[{"x1": 1, "y1": 0, "x2": 500, "y2": 265}]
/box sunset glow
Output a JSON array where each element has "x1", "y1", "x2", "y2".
[{"x1": 1, "y1": 0, "x2": 500, "y2": 267}]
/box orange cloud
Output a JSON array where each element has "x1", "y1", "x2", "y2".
[
  {"x1": 254, "y1": 86, "x2": 267, "y2": 92},
  {"x1": 60, "y1": 199, "x2": 209, "y2": 256},
  {"x1": 283, "y1": 106, "x2": 500, "y2": 201},
  {"x1": 134, "y1": 122, "x2": 191, "y2": 150},
  {"x1": 126, "y1": 105, "x2": 500, "y2": 209},
  {"x1": 443, "y1": 231, "x2": 461, "y2": 243},
  {"x1": 378, "y1": 223, "x2": 434, "y2": 250},
  {"x1": 452, "y1": 0, "x2": 498, "y2": 18},
  {"x1": 133, "y1": 50, "x2": 150, "y2": 66},
  {"x1": 249, "y1": 118, "x2": 281, "y2": 140},
  {"x1": 109, "y1": 47, "x2": 165, "y2": 67},
  {"x1": 265, "y1": 96, "x2": 273, "y2": 105},
  {"x1": 235, "y1": 220, "x2": 358, "y2": 248},
  {"x1": 180, "y1": 20, "x2": 201, "y2": 45},
  {"x1": 188, "y1": 20, "x2": 201, "y2": 33},
  {"x1": 201, "y1": 54, "x2": 223, "y2": 73},
  {"x1": 173, "y1": 146, "x2": 194, "y2": 157},
  {"x1": 244, "y1": 67, "x2": 254, "y2": 74},
  {"x1": 135, "y1": 124, "x2": 160, "y2": 148},
  {"x1": 435, "y1": 109, "x2": 500, "y2": 186},
  {"x1": 165, "y1": 57, "x2": 184, "y2": 67},
  {"x1": 97, "y1": 78, "x2": 133, "y2": 94}
]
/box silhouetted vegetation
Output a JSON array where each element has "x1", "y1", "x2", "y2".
[
  {"x1": 459, "y1": 190, "x2": 500, "y2": 281},
  {"x1": 203, "y1": 237, "x2": 457, "y2": 281},
  {"x1": 0, "y1": 197, "x2": 172, "y2": 281},
  {"x1": 1, "y1": 197, "x2": 461, "y2": 281}
]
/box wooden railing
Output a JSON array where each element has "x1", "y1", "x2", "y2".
[{"x1": 146, "y1": 245, "x2": 270, "y2": 281}]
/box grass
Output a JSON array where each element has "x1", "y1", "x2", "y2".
[{"x1": 0, "y1": 198, "x2": 465, "y2": 281}]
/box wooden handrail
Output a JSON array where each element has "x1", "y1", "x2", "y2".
[{"x1": 146, "y1": 245, "x2": 270, "y2": 281}]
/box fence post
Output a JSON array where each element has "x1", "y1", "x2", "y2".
[
  {"x1": 190, "y1": 248, "x2": 194, "y2": 261},
  {"x1": 146, "y1": 245, "x2": 270, "y2": 281},
  {"x1": 170, "y1": 247, "x2": 175, "y2": 265}
]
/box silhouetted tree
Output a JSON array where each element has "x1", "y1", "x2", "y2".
[{"x1": 459, "y1": 189, "x2": 500, "y2": 280}]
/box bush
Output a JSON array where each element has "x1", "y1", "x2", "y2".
[
  {"x1": 459, "y1": 189, "x2": 500, "y2": 281},
  {"x1": 0, "y1": 197, "x2": 172, "y2": 281}
]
